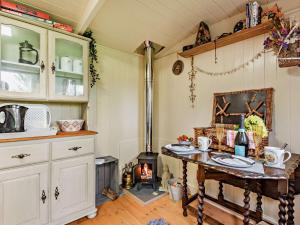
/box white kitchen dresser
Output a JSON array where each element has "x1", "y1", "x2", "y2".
[{"x1": 0, "y1": 131, "x2": 97, "y2": 225}]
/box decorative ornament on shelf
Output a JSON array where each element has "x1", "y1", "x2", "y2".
[
  {"x1": 263, "y1": 6, "x2": 300, "y2": 67},
  {"x1": 188, "y1": 57, "x2": 197, "y2": 107},
  {"x1": 83, "y1": 30, "x2": 100, "y2": 87},
  {"x1": 195, "y1": 21, "x2": 211, "y2": 46}
]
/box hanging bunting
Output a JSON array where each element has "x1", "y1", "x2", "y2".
[{"x1": 193, "y1": 49, "x2": 267, "y2": 76}]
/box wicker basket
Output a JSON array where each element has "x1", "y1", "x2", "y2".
[
  {"x1": 278, "y1": 40, "x2": 300, "y2": 68},
  {"x1": 194, "y1": 126, "x2": 269, "y2": 156}
]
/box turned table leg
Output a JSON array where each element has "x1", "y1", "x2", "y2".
[
  {"x1": 218, "y1": 181, "x2": 224, "y2": 201},
  {"x1": 256, "y1": 181, "x2": 263, "y2": 222},
  {"x1": 182, "y1": 160, "x2": 188, "y2": 217},
  {"x1": 287, "y1": 180, "x2": 295, "y2": 225},
  {"x1": 278, "y1": 194, "x2": 287, "y2": 225},
  {"x1": 197, "y1": 166, "x2": 206, "y2": 225},
  {"x1": 243, "y1": 180, "x2": 251, "y2": 225}
]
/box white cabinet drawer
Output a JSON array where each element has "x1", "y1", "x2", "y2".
[
  {"x1": 0, "y1": 143, "x2": 50, "y2": 169},
  {"x1": 52, "y1": 138, "x2": 94, "y2": 160}
]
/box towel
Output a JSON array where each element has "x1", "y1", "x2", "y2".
[{"x1": 226, "y1": 130, "x2": 255, "y2": 149}]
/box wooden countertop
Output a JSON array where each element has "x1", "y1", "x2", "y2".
[{"x1": 0, "y1": 130, "x2": 98, "y2": 144}]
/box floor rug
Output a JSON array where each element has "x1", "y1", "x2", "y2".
[
  {"x1": 145, "y1": 218, "x2": 169, "y2": 225},
  {"x1": 125, "y1": 182, "x2": 167, "y2": 205}
]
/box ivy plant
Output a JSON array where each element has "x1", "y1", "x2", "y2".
[{"x1": 83, "y1": 30, "x2": 100, "y2": 87}]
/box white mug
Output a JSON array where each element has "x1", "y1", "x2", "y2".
[
  {"x1": 198, "y1": 136, "x2": 212, "y2": 151},
  {"x1": 264, "y1": 146, "x2": 291, "y2": 167}
]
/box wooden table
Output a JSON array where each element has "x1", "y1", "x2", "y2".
[{"x1": 161, "y1": 147, "x2": 300, "y2": 225}]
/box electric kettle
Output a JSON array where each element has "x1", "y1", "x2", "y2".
[{"x1": 0, "y1": 105, "x2": 28, "y2": 133}]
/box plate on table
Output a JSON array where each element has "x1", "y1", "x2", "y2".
[
  {"x1": 165, "y1": 144, "x2": 195, "y2": 152},
  {"x1": 211, "y1": 154, "x2": 255, "y2": 168}
]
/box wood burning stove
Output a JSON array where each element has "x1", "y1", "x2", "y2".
[
  {"x1": 135, "y1": 152, "x2": 158, "y2": 190},
  {"x1": 133, "y1": 41, "x2": 163, "y2": 191}
]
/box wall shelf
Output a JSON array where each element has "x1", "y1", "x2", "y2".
[{"x1": 179, "y1": 21, "x2": 273, "y2": 58}]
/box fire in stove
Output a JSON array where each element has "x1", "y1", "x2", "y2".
[{"x1": 141, "y1": 163, "x2": 152, "y2": 180}]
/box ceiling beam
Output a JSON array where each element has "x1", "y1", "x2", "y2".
[{"x1": 75, "y1": 0, "x2": 106, "y2": 34}]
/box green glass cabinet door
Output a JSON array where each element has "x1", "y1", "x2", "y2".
[{"x1": 0, "y1": 16, "x2": 47, "y2": 100}]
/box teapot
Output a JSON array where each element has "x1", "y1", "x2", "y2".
[{"x1": 19, "y1": 40, "x2": 39, "y2": 65}]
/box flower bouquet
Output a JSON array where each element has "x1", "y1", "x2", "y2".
[
  {"x1": 263, "y1": 6, "x2": 300, "y2": 67},
  {"x1": 244, "y1": 115, "x2": 268, "y2": 138}
]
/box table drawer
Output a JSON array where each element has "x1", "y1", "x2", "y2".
[
  {"x1": 0, "y1": 143, "x2": 49, "y2": 169},
  {"x1": 52, "y1": 138, "x2": 94, "y2": 160}
]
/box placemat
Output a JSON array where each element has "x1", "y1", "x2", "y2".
[{"x1": 206, "y1": 159, "x2": 265, "y2": 174}]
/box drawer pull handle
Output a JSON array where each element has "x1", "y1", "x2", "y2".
[
  {"x1": 41, "y1": 190, "x2": 47, "y2": 204},
  {"x1": 55, "y1": 187, "x2": 60, "y2": 200},
  {"x1": 11, "y1": 153, "x2": 31, "y2": 159},
  {"x1": 68, "y1": 146, "x2": 82, "y2": 151}
]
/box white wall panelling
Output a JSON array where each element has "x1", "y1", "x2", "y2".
[
  {"x1": 94, "y1": 45, "x2": 144, "y2": 174},
  {"x1": 154, "y1": 8, "x2": 300, "y2": 224}
]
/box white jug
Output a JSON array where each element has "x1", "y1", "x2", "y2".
[{"x1": 60, "y1": 56, "x2": 72, "y2": 72}]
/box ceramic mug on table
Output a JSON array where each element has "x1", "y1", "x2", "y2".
[
  {"x1": 264, "y1": 146, "x2": 291, "y2": 167},
  {"x1": 198, "y1": 136, "x2": 212, "y2": 151}
]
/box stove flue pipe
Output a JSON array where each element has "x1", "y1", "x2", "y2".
[{"x1": 144, "y1": 40, "x2": 153, "y2": 153}]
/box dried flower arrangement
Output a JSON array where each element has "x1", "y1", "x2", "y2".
[{"x1": 263, "y1": 5, "x2": 300, "y2": 67}]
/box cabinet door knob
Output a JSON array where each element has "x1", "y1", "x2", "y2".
[
  {"x1": 41, "y1": 190, "x2": 47, "y2": 204},
  {"x1": 40, "y1": 60, "x2": 45, "y2": 72},
  {"x1": 11, "y1": 153, "x2": 31, "y2": 159},
  {"x1": 68, "y1": 146, "x2": 82, "y2": 151},
  {"x1": 51, "y1": 62, "x2": 56, "y2": 74},
  {"x1": 55, "y1": 187, "x2": 60, "y2": 200}
]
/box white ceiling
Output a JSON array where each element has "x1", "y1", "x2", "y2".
[
  {"x1": 89, "y1": 0, "x2": 275, "y2": 53},
  {"x1": 16, "y1": 0, "x2": 88, "y2": 27},
  {"x1": 12, "y1": 0, "x2": 300, "y2": 54}
]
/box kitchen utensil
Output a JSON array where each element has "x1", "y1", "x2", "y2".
[
  {"x1": 198, "y1": 136, "x2": 212, "y2": 151},
  {"x1": 0, "y1": 104, "x2": 28, "y2": 133},
  {"x1": 281, "y1": 143, "x2": 288, "y2": 150},
  {"x1": 60, "y1": 56, "x2": 72, "y2": 72},
  {"x1": 73, "y1": 59, "x2": 83, "y2": 74},
  {"x1": 19, "y1": 40, "x2": 39, "y2": 65},
  {"x1": 57, "y1": 119, "x2": 84, "y2": 132},
  {"x1": 264, "y1": 146, "x2": 291, "y2": 167},
  {"x1": 0, "y1": 103, "x2": 51, "y2": 130}
]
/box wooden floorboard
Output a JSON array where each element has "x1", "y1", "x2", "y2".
[{"x1": 68, "y1": 194, "x2": 246, "y2": 225}]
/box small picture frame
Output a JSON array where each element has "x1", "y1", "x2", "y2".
[{"x1": 172, "y1": 60, "x2": 184, "y2": 75}]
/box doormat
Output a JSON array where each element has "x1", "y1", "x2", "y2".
[{"x1": 125, "y1": 183, "x2": 167, "y2": 205}]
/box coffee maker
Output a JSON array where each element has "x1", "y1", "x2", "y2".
[{"x1": 0, "y1": 105, "x2": 28, "y2": 133}]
